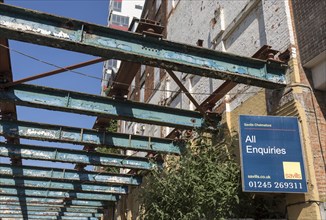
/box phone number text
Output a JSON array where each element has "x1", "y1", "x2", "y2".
[{"x1": 248, "y1": 181, "x2": 303, "y2": 189}]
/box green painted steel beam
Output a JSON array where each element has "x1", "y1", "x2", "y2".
[
  {"x1": 0, "y1": 202, "x2": 105, "y2": 212},
  {"x1": 0, "y1": 177, "x2": 127, "y2": 194},
  {"x1": 0, "y1": 142, "x2": 160, "y2": 170},
  {"x1": 0, "y1": 84, "x2": 216, "y2": 130},
  {"x1": 0, "y1": 214, "x2": 99, "y2": 220},
  {"x1": 0, "y1": 119, "x2": 183, "y2": 155},
  {"x1": 0, "y1": 186, "x2": 118, "y2": 201},
  {"x1": 0, "y1": 204, "x2": 103, "y2": 213},
  {"x1": 0, "y1": 196, "x2": 107, "y2": 207},
  {"x1": 0, "y1": 210, "x2": 102, "y2": 217},
  {"x1": 0, "y1": 163, "x2": 141, "y2": 185},
  {"x1": 0, "y1": 4, "x2": 287, "y2": 89}
]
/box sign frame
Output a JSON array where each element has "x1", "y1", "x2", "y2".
[{"x1": 239, "y1": 115, "x2": 307, "y2": 193}]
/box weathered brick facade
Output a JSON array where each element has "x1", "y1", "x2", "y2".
[
  {"x1": 291, "y1": 0, "x2": 326, "y2": 65},
  {"x1": 291, "y1": 0, "x2": 326, "y2": 201}
]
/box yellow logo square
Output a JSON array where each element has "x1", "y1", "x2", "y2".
[{"x1": 283, "y1": 162, "x2": 302, "y2": 180}]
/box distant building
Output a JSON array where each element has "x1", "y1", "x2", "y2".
[{"x1": 101, "y1": 0, "x2": 145, "y2": 96}]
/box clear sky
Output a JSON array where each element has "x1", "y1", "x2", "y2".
[{"x1": 1, "y1": 0, "x2": 110, "y2": 169}]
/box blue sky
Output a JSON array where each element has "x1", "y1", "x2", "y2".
[{"x1": 1, "y1": 0, "x2": 110, "y2": 169}]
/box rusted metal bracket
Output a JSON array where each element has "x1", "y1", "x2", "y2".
[
  {"x1": 138, "y1": 18, "x2": 164, "y2": 40},
  {"x1": 165, "y1": 69, "x2": 204, "y2": 114},
  {"x1": 166, "y1": 45, "x2": 283, "y2": 138}
]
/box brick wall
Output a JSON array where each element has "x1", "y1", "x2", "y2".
[
  {"x1": 291, "y1": 0, "x2": 326, "y2": 64},
  {"x1": 300, "y1": 88, "x2": 326, "y2": 200},
  {"x1": 226, "y1": 90, "x2": 267, "y2": 163},
  {"x1": 291, "y1": 0, "x2": 326, "y2": 201}
]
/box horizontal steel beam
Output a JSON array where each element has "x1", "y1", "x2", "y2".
[
  {"x1": 0, "y1": 177, "x2": 127, "y2": 194},
  {"x1": 0, "y1": 204, "x2": 103, "y2": 213},
  {"x1": 0, "y1": 196, "x2": 107, "y2": 207},
  {"x1": 0, "y1": 142, "x2": 159, "y2": 170},
  {"x1": 0, "y1": 4, "x2": 287, "y2": 89},
  {"x1": 0, "y1": 186, "x2": 118, "y2": 201},
  {"x1": 0, "y1": 210, "x2": 102, "y2": 217},
  {"x1": 0, "y1": 214, "x2": 99, "y2": 220},
  {"x1": 0, "y1": 84, "x2": 212, "y2": 130},
  {"x1": 0, "y1": 163, "x2": 141, "y2": 185},
  {"x1": 0, "y1": 118, "x2": 183, "y2": 155}
]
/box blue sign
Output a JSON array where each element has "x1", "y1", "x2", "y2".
[{"x1": 239, "y1": 115, "x2": 307, "y2": 193}]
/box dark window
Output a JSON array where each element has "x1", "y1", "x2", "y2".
[
  {"x1": 135, "y1": 5, "x2": 143, "y2": 10},
  {"x1": 112, "y1": 0, "x2": 122, "y2": 12},
  {"x1": 111, "y1": 14, "x2": 129, "y2": 27}
]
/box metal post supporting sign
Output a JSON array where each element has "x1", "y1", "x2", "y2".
[{"x1": 239, "y1": 115, "x2": 307, "y2": 193}]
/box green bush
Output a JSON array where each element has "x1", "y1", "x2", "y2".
[{"x1": 139, "y1": 131, "x2": 284, "y2": 220}]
